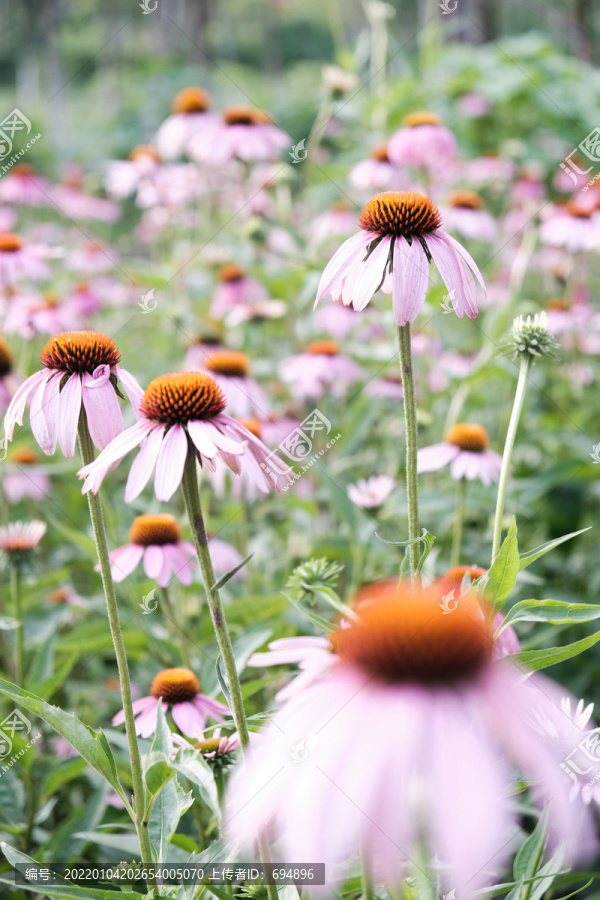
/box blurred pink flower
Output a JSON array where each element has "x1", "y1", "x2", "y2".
[
  {"x1": 154, "y1": 87, "x2": 216, "y2": 160},
  {"x1": 441, "y1": 190, "x2": 497, "y2": 243},
  {"x1": 417, "y1": 423, "x2": 502, "y2": 486},
  {"x1": 4, "y1": 331, "x2": 143, "y2": 457},
  {"x1": 315, "y1": 191, "x2": 485, "y2": 326},
  {"x1": 113, "y1": 667, "x2": 228, "y2": 739},
  {"x1": 347, "y1": 474, "x2": 395, "y2": 508},
  {"x1": 280, "y1": 340, "x2": 364, "y2": 401},
  {"x1": 349, "y1": 144, "x2": 407, "y2": 192},
  {"x1": 189, "y1": 106, "x2": 289, "y2": 165},
  {"x1": 210, "y1": 264, "x2": 268, "y2": 318},
  {"x1": 0, "y1": 164, "x2": 52, "y2": 206},
  {"x1": 3, "y1": 448, "x2": 50, "y2": 503},
  {"x1": 107, "y1": 513, "x2": 197, "y2": 587},
  {"x1": 540, "y1": 201, "x2": 600, "y2": 253},
  {"x1": 195, "y1": 350, "x2": 270, "y2": 419},
  {"x1": 387, "y1": 112, "x2": 456, "y2": 173},
  {"x1": 0, "y1": 233, "x2": 53, "y2": 284},
  {"x1": 248, "y1": 636, "x2": 334, "y2": 701}
]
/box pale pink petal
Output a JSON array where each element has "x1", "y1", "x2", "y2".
[
  {"x1": 392, "y1": 237, "x2": 429, "y2": 326},
  {"x1": 58, "y1": 373, "x2": 83, "y2": 457},
  {"x1": 82, "y1": 373, "x2": 123, "y2": 450},
  {"x1": 30, "y1": 371, "x2": 61, "y2": 455},
  {"x1": 125, "y1": 424, "x2": 165, "y2": 502},
  {"x1": 109, "y1": 543, "x2": 144, "y2": 582},
  {"x1": 154, "y1": 424, "x2": 187, "y2": 501},
  {"x1": 171, "y1": 700, "x2": 207, "y2": 737},
  {"x1": 78, "y1": 419, "x2": 155, "y2": 493},
  {"x1": 135, "y1": 704, "x2": 160, "y2": 738},
  {"x1": 443, "y1": 231, "x2": 487, "y2": 293},
  {"x1": 116, "y1": 366, "x2": 144, "y2": 415},
  {"x1": 194, "y1": 694, "x2": 229, "y2": 720},
  {"x1": 163, "y1": 543, "x2": 194, "y2": 586},
  {"x1": 4, "y1": 369, "x2": 49, "y2": 439},
  {"x1": 143, "y1": 545, "x2": 165, "y2": 580},
  {"x1": 352, "y1": 237, "x2": 391, "y2": 311},
  {"x1": 113, "y1": 693, "x2": 155, "y2": 726},
  {"x1": 417, "y1": 442, "x2": 459, "y2": 473},
  {"x1": 315, "y1": 231, "x2": 372, "y2": 303},
  {"x1": 426, "y1": 232, "x2": 479, "y2": 319},
  {"x1": 187, "y1": 419, "x2": 219, "y2": 458}
]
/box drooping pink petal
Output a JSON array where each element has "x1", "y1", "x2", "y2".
[
  {"x1": 82, "y1": 370, "x2": 123, "y2": 450},
  {"x1": 124, "y1": 424, "x2": 166, "y2": 503},
  {"x1": 352, "y1": 236, "x2": 391, "y2": 312},
  {"x1": 171, "y1": 700, "x2": 207, "y2": 738},
  {"x1": 391, "y1": 237, "x2": 430, "y2": 326},
  {"x1": 154, "y1": 424, "x2": 187, "y2": 501},
  {"x1": 78, "y1": 419, "x2": 155, "y2": 494},
  {"x1": 134, "y1": 702, "x2": 160, "y2": 738},
  {"x1": 113, "y1": 693, "x2": 155, "y2": 726},
  {"x1": 443, "y1": 231, "x2": 487, "y2": 293},
  {"x1": 163, "y1": 543, "x2": 194, "y2": 586},
  {"x1": 315, "y1": 230, "x2": 372, "y2": 304},
  {"x1": 187, "y1": 420, "x2": 219, "y2": 459},
  {"x1": 109, "y1": 543, "x2": 144, "y2": 582},
  {"x1": 30, "y1": 371, "x2": 61, "y2": 455},
  {"x1": 4, "y1": 369, "x2": 50, "y2": 439},
  {"x1": 416, "y1": 442, "x2": 459, "y2": 473},
  {"x1": 426, "y1": 232, "x2": 479, "y2": 319},
  {"x1": 58, "y1": 372, "x2": 83, "y2": 457},
  {"x1": 194, "y1": 694, "x2": 229, "y2": 720},
  {"x1": 116, "y1": 366, "x2": 144, "y2": 415}
]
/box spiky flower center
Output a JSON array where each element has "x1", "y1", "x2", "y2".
[
  {"x1": 565, "y1": 201, "x2": 592, "y2": 219},
  {"x1": 359, "y1": 191, "x2": 442, "y2": 238},
  {"x1": 223, "y1": 106, "x2": 271, "y2": 126},
  {"x1": 40, "y1": 331, "x2": 121, "y2": 374},
  {"x1": 205, "y1": 351, "x2": 249, "y2": 378},
  {"x1": 335, "y1": 583, "x2": 492, "y2": 684},
  {"x1": 0, "y1": 233, "x2": 23, "y2": 253},
  {"x1": 150, "y1": 668, "x2": 200, "y2": 703},
  {"x1": 218, "y1": 263, "x2": 244, "y2": 282},
  {"x1": 0, "y1": 337, "x2": 13, "y2": 378},
  {"x1": 449, "y1": 190, "x2": 482, "y2": 210},
  {"x1": 10, "y1": 448, "x2": 38, "y2": 465},
  {"x1": 306, "y1": 340, "x2": 340, "y2": 356},
  {"x1": 235, "y1": 418, "x2": 262, "y2": 439},
  {"x1": 445, "y1": 423, "x2": 489, "y2": 453},
  {"x1": 129, "y1": 514, "x2": 181, "y2": 546},
  {"x1": 141, "y1": 372, "x2": 227, "y2": 426},
  {"x1": 370, "y1": 144, "x2": 390, "y2": 162},
  {"x1": 194, "y1": 738, "x2": 223, "y2": 754},
  {"x1": 128, "y1": 144, "x2": 161, "y2": 163},
  {"x1": 172, "y1": 87, "x2": 211, "y2": 114},
  {"x1": 403, "y1": 111, "x2": 442, "y2": 128}
]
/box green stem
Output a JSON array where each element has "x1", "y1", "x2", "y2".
[
  {"x1": 397, "y1": 324, "x2": 420, "y2": 579},
  {"x1": 159, "y1": 586, "x2": 192, "y2": 669},
  {"x1": 77, "y1": 412, "x2": 153, "y2": 868},
  {"x1": 11, "y1": 568, "x2": 24, "y2": 686},
  {"x1": 361, "y1": 854, "x2": 375, "y2": 900},
  {"x1": 450, "y1": 478, "x2": 466, "y2": 567},
  {"x1": 491, "y1": 356, "x2": 531, "y2": 560},
  {"x1": 181, "y1": 449, "x2": 278, "y2": 900}
]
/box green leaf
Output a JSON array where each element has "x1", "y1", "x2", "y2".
[
  {"x1": 501, "y1": 599, "x2": 600, "y2": 630},
  {"x1": 518, "y1": 527, "x2": 591, "y2": 571},
  {"x1": 148, "y1": 777, "x2": 193, "y2": 863},
  {"x1": 482, "y1": 518, "x2": 519, "y2": 607},
  {"x1": 151, "y1": 698, "x2": 172, "y2": 756},
  {"x1": 509, "y1": 629, "x2": 600, "y2": 670},
  {"x1": 231, "y1": 628, "x2": 273, "y2": 675},
  {"x1": 212, "y1": 553, "x2": 254, "y2": 590},
  {"x1": 42, "y1": 785, "x2": 108, "y2": 862},
  {"x1": 172, "y1": 748, "x2": 220, "y2": 816},
  {"x1": 0, "y1": 767, "x2": 25, "y2": 825},
  {"x1": 142, "y1": 751, "x2": 175, "y2": 819},
  {"x1": 41, "y1": 757, "x2": 88, "y2": 798},
  {"x1": 0, "y1": 678, "x2": 126, "y2": 803},
  {"x1": 0, "y1": 842, "x2": 141, "y2": 899}
]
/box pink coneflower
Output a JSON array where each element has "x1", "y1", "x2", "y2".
[
  {"x1": 311, "y1": 203, "x2": 358, "y2": 247},
  {"x1": 0, "y1": 233, "x2": 52, "y2": 284},
  {"x1": 456, "y1": 92, "x2": 490, "y2": 118},
  {"x1": 189, "y1": 106, "x2": 289, "y2": 165},
  {"x1": 364, "y1": 373, "x2": 404, "y2": 400},
  {"x1": 417, "y1": 423, "x2": 502, "y2": 486},
  {"x1": 0, "y1": 164, "x2": 52, "y2": 206},
  {"x1": 4, "y1": 331, "x2": 144, "y2": 457},
  {"x1": 280, "y1": 340, "x2": 364, "y2": 401},
  {"x1": 462, "y1": 153, "x2": 517, "y2": 188},
  {"x1": 198, "y1": 350, "x2": 269, "y2": 418},
  {"x1": 540, "y1": 201, "x2": 600, "y2": 253},
  {"x1": 349, "y1": 144, "x2": 406, "y2": 192},
  {"x1": 105, "y1": 145, "x2": 162, "y2": 200},
  {"x1": 77, "y1": 371, "x2": 292, "y2": 501},
  {"x1": 0, "y1": 336, "x2": 20, "y2": 414},
  {"x1": 226, "y1": 582, "x2": 594, "y2": 896},
  {"x1": 4, "y1": 290, "x2": 79, "y2": 338},
  {"x1": 154, "y1": 87, "x2": 215, "y2": 160},
  {"x1": 107, "y1": 513, "x2": 197, "y2": 587},
  {"x1": 47, "y1": 586, "x2": 84, "y2": 606},
  {"x1": 113, "y1": 667, "x2": 229, "y2": 739},
  {"x1": 314, "y1": 191, "x2": 485, "y2": 326},
  {"x1": 315, "y1": 301, "x2": 364, "y2": 340},
  {"x1": 66, "y1": 240, "x2": 116, "y2": 273},
  {"x1": 50, "y1": 168, "x2": 120, "y2": 222},
  {"x1": 210, "y1": 264, "x2": 268, "y2": 318},
  {"x1": 387, "y1": 111, "x2": 457, "y2": 173},
  {"x1": 3, "y1": 448, "x2": 50, "y2": 503},
  {"x1": 0, "y1": 521, "x2": 46, "y2": 563},
  {"x1": 442, "y1": 190, "x2": 497, "y2": 243},
  {"x1": 347, "y1": 474, "x2": 395, "y2": 508}
]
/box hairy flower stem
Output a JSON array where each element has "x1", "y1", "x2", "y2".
[
  {"x1": 450, "y1": 478, "x2": 466, "y2": 568},
  {"x1": 491, "y1": 355, "x2": 530, "y2": 560},
  {"x1": 11, "y1": 568, "x2": 24, "y2": 685},
  {"x1": 77, "y1": 412, "x2": 152, "y2": 868},
  {"x1": 181, "y1": 448, "x2": 278, "y2": 900},
  {"x1": 397, "y1": 324, "x2": 420, "y2": 579}
]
